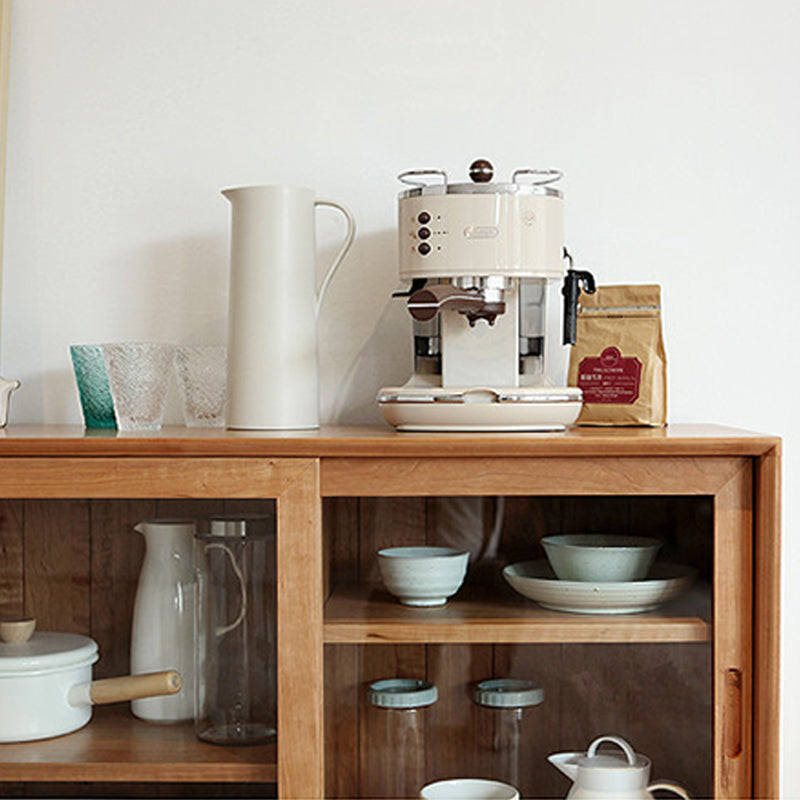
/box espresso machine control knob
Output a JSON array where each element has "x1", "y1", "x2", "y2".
[{"x1": 469, "y1": 159, "x2": 494, "y2": 183}]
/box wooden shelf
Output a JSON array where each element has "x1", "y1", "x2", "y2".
[
  {"x1": 323, "y1": 582, "x2": 711, "y2": 644},
  {"x1": 0, "y1": 706, "x2": 276, "y2": 784},
  {"x1": 0, "y1": 423, "x2": 780, "y2": 459}
]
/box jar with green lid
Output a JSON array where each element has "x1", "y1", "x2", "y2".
[
  {"x1": 473, "y1": 678, "x2": 544, "y2": 796},
  {"x1": 365, "y1": 678, "x2": 438, "y2": 799}
]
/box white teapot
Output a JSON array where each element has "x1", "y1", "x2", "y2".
[{"x1": 548, "y1": 735, "x2": 690, "y2": 799}]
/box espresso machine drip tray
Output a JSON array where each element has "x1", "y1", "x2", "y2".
[{"x1": 377, "y1": 386, "x2": 583, "y2": 432}]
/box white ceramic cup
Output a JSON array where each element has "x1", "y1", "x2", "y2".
[
  {"x1": 419, "y1": 778, "x2": 520, "y2": 800},
  {"x1": 377, "y1": 546, "x2": 469, "y2": 606}
]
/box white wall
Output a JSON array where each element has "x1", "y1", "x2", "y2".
[{"x1": 2, "y1": 0, "x2": 797, "y2": 794}]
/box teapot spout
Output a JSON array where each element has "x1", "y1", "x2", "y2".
[{"x1": 548, "y1": 752, "x2": 580, "y2": 782}]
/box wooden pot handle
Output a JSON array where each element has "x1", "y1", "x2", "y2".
[{"x1": 88, "y1": 670, "x2": 182, "y2": 705}]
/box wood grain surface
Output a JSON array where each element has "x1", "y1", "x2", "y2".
[
  {"x1": 0, "y1": 428, "x2": 781, "y2": 799},
  {"x1": 0, "y1": 423, "x2": 781, "y2": 458},
  {"x1": 0, "y1": 706, "x2": 276, "y2": 783}
]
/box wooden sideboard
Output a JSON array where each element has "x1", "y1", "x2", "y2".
[{"x1": 0, "y1": 424, "x2": 781, "y2": 798}]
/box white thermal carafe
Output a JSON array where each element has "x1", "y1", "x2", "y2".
[{"x1": 222, "y1": 185, "x2": 355, "y2": 430}]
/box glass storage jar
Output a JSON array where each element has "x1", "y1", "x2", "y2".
[
  {"x1": 473, "y1": 678, "x2": 544, "y2": 795},
  {"x1": 365, "y1": 678, "x2": 438, "y2": 799}
]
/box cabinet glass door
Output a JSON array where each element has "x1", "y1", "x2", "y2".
[{"x1": 323, "y1": 493, "x2": 717, "y2": 799}]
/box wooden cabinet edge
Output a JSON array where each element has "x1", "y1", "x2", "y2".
[{"x1": 753, "y1": 445, "x2": 781, "y2": 799}]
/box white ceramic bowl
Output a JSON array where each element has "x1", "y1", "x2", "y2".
[
  {"x1": 377, "y1": 546, "x2": 469, "y2": 606},
  {"x1": 541, "y1": 534, "x2": 662, "y2": 582},
  {"x1": 420, "y1": 778, "x2": 520, "y2": 800}
]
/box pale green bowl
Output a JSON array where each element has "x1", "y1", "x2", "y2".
[{"x1": 541, "y1": 534, "x2": 662, "y2": 582}]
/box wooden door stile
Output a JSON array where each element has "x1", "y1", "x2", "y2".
[
  {"x1": 713, "y1": 461, "x2": 753, "y2": 798},
  {"x1": 753, "y1": 443, "x2": 781, "y2": 799},
  {"x1": 275, "y1": 458, "x2": 324, "y2": 800}
]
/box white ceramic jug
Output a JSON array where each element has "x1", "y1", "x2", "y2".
[
  {"x1": 222, "y1": 184, "x2": 355, "y2": 430},
  {"x1": 0, "y1": 375, "x2": 20, "y2": 427},
  {"x1": 130, "y1": 519, "x2": 196, "y2": 722},
  {"x1": 548, "y1": 735, "x2": 690, "y2": 799}
]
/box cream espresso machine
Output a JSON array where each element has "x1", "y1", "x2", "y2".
[{"x1": 378, "y1": 159, "x2": 595, "y2": 431}]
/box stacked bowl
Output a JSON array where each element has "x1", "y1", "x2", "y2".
[
  {"x1": 540, "y1": 534, "x2": 662, "y2": 583},
  {"x1": 502, "y1": 533, "x2": 696, "y2": 615}
]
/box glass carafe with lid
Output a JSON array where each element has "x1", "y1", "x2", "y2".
[{"x1": 194, "y1": 514, "x2": 276, "y2": 744}]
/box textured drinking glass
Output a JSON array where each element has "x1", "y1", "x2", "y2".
[
  {"x1": 103, "y1": 342, "x2": 175, "y2": 431},
  {"x1": 174, "y1": 345, "x2": 227, "y2": 427},
  {"x1": 70, "y1": 344, "x2": 116, "y2": 429}
]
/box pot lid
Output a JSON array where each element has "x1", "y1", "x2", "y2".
[{"x1": 0, "y1": 631, "x2": 98, "y2": 676}]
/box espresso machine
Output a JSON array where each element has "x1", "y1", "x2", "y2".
[{"x1": 377, "y1": 159, "x2": 595, "y2": 431}]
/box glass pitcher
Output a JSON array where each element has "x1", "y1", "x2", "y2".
[{"x1": 194, "y1": 514, "x2": 276, "y2": 744}]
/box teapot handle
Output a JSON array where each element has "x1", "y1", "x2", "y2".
[
  {"x1": 586, "y1": 735, "x2": 637, "y2": 765},
  {"x1": 313, "y1": 199, "x2": 356, "y2": 316},
  {"x1": 647, "y1": 781, "x2": 691, "y2": 799}
]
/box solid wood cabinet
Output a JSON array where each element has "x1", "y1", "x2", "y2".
[{"x1": 0, "y1": 425, "x2": 781, "y2": 799}]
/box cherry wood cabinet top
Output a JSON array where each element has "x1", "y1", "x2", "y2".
[{"x1": 0, "y1": 423, "x2": 780, "y2": 458}]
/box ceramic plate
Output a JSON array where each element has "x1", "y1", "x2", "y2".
[{"x1": 502, "y1": 560, "x2": 698, "y2": 615}]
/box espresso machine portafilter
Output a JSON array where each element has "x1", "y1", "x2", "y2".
[{"x1": 377, "y1": 159, "x2": 595, "y2": 432}]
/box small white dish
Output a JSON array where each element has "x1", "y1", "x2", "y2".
[
  {"x1": 377, "y1": 546, "x2": 469, "y2": 607},
  {"x1": 541, "y1": 534, "x2": 662, "y2": 582},
  {"x1": 502, "y1": 560, "x2": 697, "y2": 614}
]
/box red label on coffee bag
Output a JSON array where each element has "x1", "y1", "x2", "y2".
[{"x1": 577, "y1": 347, "x2": 642, "y2": 405}]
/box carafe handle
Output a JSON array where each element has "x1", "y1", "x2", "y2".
[
  {"x1": 647, "y1": 781, "x2": 691, "y2": 799},
  {"x1": 205, "y1": 543, "x2": 247, "y2": 636},
  {"x1": 313, "y1": 199, "x2": 356, "y2": 315}
]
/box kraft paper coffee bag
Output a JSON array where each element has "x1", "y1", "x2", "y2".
[{"x1": 568, "y1": 285, "x2": 667, "y2": 426}]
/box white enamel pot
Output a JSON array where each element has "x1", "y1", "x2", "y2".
[{"x1": 0, "y1": 619, "x2": 182, "y2": 742}]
